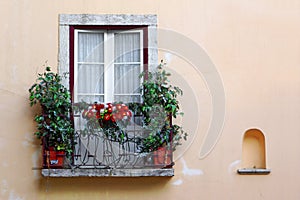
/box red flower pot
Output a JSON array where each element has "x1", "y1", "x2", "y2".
[
  {"x1": 153, "y1": 146, "x2": 173, "y2": 168},
  {"x1": 43, "y1": 147, "x2": 65, "y2": 168}
]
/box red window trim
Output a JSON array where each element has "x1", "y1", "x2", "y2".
[{"x1": 69, "y1": 25, "x2": 149, "y2": 103}]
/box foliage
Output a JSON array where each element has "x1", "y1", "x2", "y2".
[
  {"x1": 136, "y1": 61, "x2": 188, "y2": 152},
  {"x1": 29, "y1": 66, "x2": 73, "y2": 156}
]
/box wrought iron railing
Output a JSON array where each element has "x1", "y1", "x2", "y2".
[{"x1": 69, "y1": 113, "x2": 173, "y2": 169}]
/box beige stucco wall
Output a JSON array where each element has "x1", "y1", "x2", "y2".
[{"x1": 1, "y1": 0, "x2": 300, "y2": 199}]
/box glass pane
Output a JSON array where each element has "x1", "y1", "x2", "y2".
[
  {"x1": 77, "y1": 64, "x2": 104, "y2": 94},
  {"x1": 114, "y1": 64, "x2": 140, "y2": 94},
  {"x1": 114, "y1": 32, "x2": 140, "y2": 63},
  {"x1": 78, "y1": 32, "x2": 104, "y2": 63}
]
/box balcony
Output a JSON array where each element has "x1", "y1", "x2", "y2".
[{"x1": 41, "y1": 107, "x2": 175, "y2": 177}]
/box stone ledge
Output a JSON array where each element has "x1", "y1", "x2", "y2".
[
  {"x1": 237, "y1": 168, "x2": 271, "y2": 175},
  {"x1": 42, "y1": 168, "x2": 174, "y2": 177}
]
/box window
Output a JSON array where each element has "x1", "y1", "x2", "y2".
[{"x1": 71, "y1": 27, "x2": 145, "y2": 104}]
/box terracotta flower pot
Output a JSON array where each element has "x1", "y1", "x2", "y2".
[
  {"x1": 43, "y1": 147, "x2": 65, "y2": 168},
  {"x1": 153, "y1": 146, "x2": 173, "y2": 168}
]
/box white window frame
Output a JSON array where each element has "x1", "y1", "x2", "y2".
[
  {"x1": 73, "y1": 29, "x2": 144, "y2": 104},
  {"x1": 73, "y1": 29, "x2": 105, "y2": 103}
]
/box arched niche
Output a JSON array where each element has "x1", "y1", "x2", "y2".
[{"x1": 237, "y1": 128, "x2": 271, "y2": 175}]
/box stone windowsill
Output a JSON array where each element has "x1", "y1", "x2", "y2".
[
  {"x1": 42, "y1": 168, "x2": 174, "y2": 177},
  {"x1": 237, "y1": 168, "x2": 271, "y2": 175}
]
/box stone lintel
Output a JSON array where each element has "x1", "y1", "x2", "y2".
[{"x1": 59, "y1": 14, "x2": 157, "y2": 26}]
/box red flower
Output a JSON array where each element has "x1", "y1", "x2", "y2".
[
  {"x1": 115, "y1": 113, "x2": 122, "y2": 120},
  {"x1": 92, "y1": 103, "x2": 97, "y2": 110},
  {"x1": 127, "y1": 111, "x2": 132, "y2": 117},
  {"x1": 122, "y1": 105, "x2": 129, "y2": 111},
  {"x1": 93, "y1": 103, "x2": 104, "y2": 111},
  {"x1": 107, "y1": 103, "x2": 112, "y2": 108},
  {"x1": 111, "y1": 114, "x2": 116, "y2": 122},
  {"x1": 107, "y1": 107, "x2": 113, "y2": 113},
  {"x1": 122, "y1": 111, "x2": 127, "y2": 117},
  {"x1": 96, "y1": 112, "x2": 101, "y2": 119},
  {"x1": 97, "y1": 103, "x2": 105, "y2": 110},
  {"x1": 104, "y1": 114, "x2": 111, "y2": 121},
  {"x1": 87, "y1": 110, "x2": 94, "y2": 118},
  {"x1": 82, "y1": 103, "x2": 132, "y2": 125},
  {"x1": 116, "y1": 104, "x2": 122, "y2": 110}
]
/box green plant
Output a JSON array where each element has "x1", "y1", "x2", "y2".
[
  {"x1": 137, "y1": 61, "x2": 188, "y2": 152},
  {"x1": 29, "y1": 66, "x2": 74, "y2": 156}
]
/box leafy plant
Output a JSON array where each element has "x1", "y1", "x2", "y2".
[
  {"x1": 29, "y1": 66, "x2": 74, "y2": 156},
  {"x1": 137, "y1": 61, "x2": 188, "y2": 152}
]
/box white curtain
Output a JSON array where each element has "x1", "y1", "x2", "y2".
[
  {"x1": 114, "y1": 32, "x2": 141, "y2": 103},
  {"x1": 77, "y1": 32, "x2": 105, "y2": 103},
  {"x1": 78, "y1": 32, "x2": 104, "y2": 62}
]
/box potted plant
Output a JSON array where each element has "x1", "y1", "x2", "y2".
[
  {"x1": 29, "y1": 66, "x2": 73, "y2": 168},
  {"x1": 136, "y1": 61, "x2": 188, "y2": 167}
]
